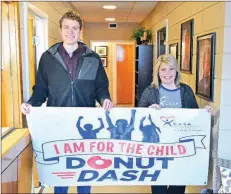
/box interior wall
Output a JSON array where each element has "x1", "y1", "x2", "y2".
[
  {"x1": 91, "y1": 42, "x2": 114, "y2": 101},
  {"x1": 84, "y1": 22, "x2": 139, "y2": 46},
  {"x1": 217, "y1": 1, "x2": 231, "y2": 162},
  {"x1": 30, "y1": 2, "x2": 83, "y2": 47},
  {"x1": 141, "y1": 2, "x2": 226, "y2": 193},
  {"x1": 142, "y1": 2, "x2": 225, "y2": 109}
]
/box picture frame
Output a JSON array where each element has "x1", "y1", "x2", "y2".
[
  {"x1": 101, "y1": 57, "x2": 107, "y2": 67},
  {"x1": 180, "y1": 19, "x2": 194, "y2": 73},
  {"x1": 95, "y1": 46, "x2": 107, "y2": 56},
  {"x1": 196, "y1": 33, "x2": 216, "y2": 101},
  {"x1": 169, "y1": 43, "x2": 178, "y2": 60}
]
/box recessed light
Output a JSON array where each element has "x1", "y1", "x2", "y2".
[
  {"x1": 103, "y1": 5, "x2": 117, "y2": 10},
  {"x1": 105, "y1": 18, "x2": 115, "y2": 21}
]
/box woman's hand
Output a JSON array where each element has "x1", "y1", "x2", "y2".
[
  {"x1": 204, "y1": 105, "x2": 215, "y2": 116},
  {"x1": 148, "y1": 104, "x2": 161, "y2": 109}
]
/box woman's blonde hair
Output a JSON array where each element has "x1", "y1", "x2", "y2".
[{"x1": 152, "y1": 54, "x2": 181, "y2": 88}]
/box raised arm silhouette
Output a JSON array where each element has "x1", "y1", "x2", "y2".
[
  {"x1": 105, "y1": 109, "x2": 136, "y2": 140},
  {"x1": 139, "y1": 114, "x2": 161, "y2": 143},
  {"x1": 76, "y1": 116, "x2": 104, "y2": 139}
]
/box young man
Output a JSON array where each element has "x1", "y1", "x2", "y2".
[{"x1": 21, "y1": 10, "x2": 113, "y2": 194}]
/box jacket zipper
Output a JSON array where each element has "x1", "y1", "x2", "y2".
[
  {"x1": 49, "y1": 51, "x2": 96, "y2": 106},
  {"x1": 71, "y1": 56, "x2": 84, "y2": 106},
  {"x1": 71, "y1": 81, "x2": 74, "y2": 105},
  {"x1": 71, "y1": 53, "x2": 99, "y2": 106}
]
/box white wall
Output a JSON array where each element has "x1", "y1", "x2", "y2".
[{"x1": 218, "y1": 1, "x2": 231, "y2": 160}]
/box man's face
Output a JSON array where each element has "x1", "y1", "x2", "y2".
[{"x1": 60, "y1": 19, "x2": 81, "y2": 45}]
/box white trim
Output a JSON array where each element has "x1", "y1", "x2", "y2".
[
  {"x1": 165, "y1": 19, "x2": 169, "y2": 54},
  {"x1": 20, "y1": 2, "x2": 30, "y2": 102},
  {"x1": 28, "y1": 4, "x2": 48, "y2": 20},
  {"x1": 20, "y1": 2, "x2": 48, "y2": 102},
  {"x1": 155, "y1": 30, "x2": 158, "y2": 63},
  {"x1": 155, "y1": 19, "x2": 168, "y2": 62},
  {"x1": 28, "y1": 3, "x2": 48, "y2": 51},
  {"x1": 34, "y1": 16, "x2": 47, "y2": 68}
]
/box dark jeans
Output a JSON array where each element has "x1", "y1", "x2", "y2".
[
  {"x1": 54, "y1": 186, "x2": 91, "y2": 194},
  {"x1": 151, "y1": 185, "x2": 186, "y2": 194}
]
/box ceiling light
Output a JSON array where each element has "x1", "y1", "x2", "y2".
[
  {"x1": 105, "y1": 18, "x2": 115, "y2": 21},
  {"x1": 103, "y1": 5, "x2": 117, "y2": 10}
]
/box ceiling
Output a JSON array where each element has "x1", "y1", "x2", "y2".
[{"x1": 71, "y1": 2, "x2": 157, "y2": 23}]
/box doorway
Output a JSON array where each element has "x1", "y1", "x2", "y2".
[
  {"x1": 116, "y1": 43, "x2": 134, "y2": 106},
  {"x1": 91, "y1": 41, "x2": 135, "y2": 107},
  {"x1": 20, "y1": 2, "x2": 48, "y2": 101}
]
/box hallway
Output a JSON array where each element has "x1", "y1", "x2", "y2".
[{"x1": 1, "y1": 1, "x2": 231, "y2": 194}]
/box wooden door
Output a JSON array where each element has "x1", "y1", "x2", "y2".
[{"x1": 116, "y1": 44, "x2": 134, "y2": 106}]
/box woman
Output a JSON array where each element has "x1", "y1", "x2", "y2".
[{"x1": 138, "y1": 54, "x2": 214, "y2": 194}]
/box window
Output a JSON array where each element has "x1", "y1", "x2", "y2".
[{"x1": 1, "y1": 2, "x2": 23, "y2": 137}]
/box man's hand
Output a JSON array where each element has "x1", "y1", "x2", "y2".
[
  {"x1": 21, "y1": 103, "x2": 32, "y2": 115},
  {"x1": 103, "y1": 99, "x2": 113, "y2": 111}
]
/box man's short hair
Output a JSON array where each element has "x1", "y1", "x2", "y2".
[{"x1": 59, "y1": 10, "x2": 83, "y2": 29}]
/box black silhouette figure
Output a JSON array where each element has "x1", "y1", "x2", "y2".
[
  {"x1": 164, "y1": 119, "x2": 174, "y2": 127},
  {"x1": 140, "y1": 114, "x2": 161, "y2": 143},
  {"x1": 76, "y1": 116, "x2": 104, "y2": 139},
  {"x1": 105, "y1": 109, "x2": 136, "y2": 140}
]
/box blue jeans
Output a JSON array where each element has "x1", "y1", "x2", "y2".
[{"x1": 54, "y1": 186, "x2": 91, "y2": 194}]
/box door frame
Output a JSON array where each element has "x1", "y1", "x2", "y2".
[
  {"x1": 155, "y1": 19, "x2": 168, "y2": 63},
  {"x1": 90, "y1": 40, "x2": 135, "y2": 106},
  {"x1": 19, "y1": 2, "x2": 48, "y2": 102}
]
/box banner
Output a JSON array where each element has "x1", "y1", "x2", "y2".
[{"x1": 27, "y1": 107, "x2": 211, "y2": 186}]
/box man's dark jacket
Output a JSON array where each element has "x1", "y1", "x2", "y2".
[
  {"x1": 28, "y1": 42, "x2": 110, "y2": 107},
  {"x1": 138, "y1": 83, "x2": 199, "y2": 108}
]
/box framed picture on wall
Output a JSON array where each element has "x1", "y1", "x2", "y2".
[
  {"x1": 196, "y1": 33, "x2": 216, "y2": 101},
  {"x1": 95, "y1": 46, "x2": 107, "y2": 56},
  {"x1": 101, "y1": 57, "x2": 107, "y2": 67},
  {"x1": 180, "y1": 19, "x2": 194, "y2": 73},
  {"x1": 169, "y1": 43, "x2": 178, "y2": 60}
]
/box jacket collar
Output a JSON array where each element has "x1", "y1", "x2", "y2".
[
  {"x1": 46, "y1": 42, "x2": 93, "y2": 71},
  {"x1": 47, "y1": 41, "x2": 93, "y2": 56}
]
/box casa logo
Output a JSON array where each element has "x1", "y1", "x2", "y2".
[{"x1": 160, "y1": 116, "x2": 196, "y2": 128}]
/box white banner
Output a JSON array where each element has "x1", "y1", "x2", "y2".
[{"x1": 27, "y1": 107, "x2": 211, "y2": 186}]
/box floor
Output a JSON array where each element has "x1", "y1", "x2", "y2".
[
  {"x1": 35, "y1": 185, "x2": 152, "y2": 193},
  {"x1": 35, "y1": 185, "x2": 205, "y2": 193}
]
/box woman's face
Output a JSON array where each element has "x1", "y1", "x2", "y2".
[{"x1": 159, "y1": 64, "x2": 177, "y2": 86}]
